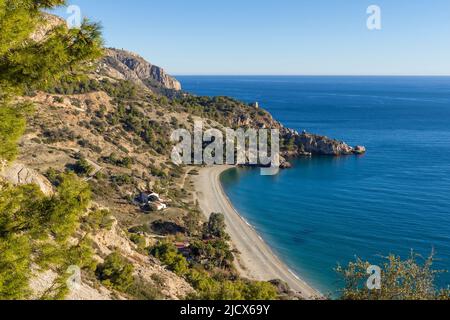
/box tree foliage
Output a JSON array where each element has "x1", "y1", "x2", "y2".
[
  {"x1": 203, "y1": 213, "x2": 228, "y2": 240},
  {"x1": 0, "y1": 102, "x2": 30, "y2": 161},
  {"x1": 0, "y1": 0, "x2": 103, "y2": 95},
  {"x1": 0, "y1": 3, "x2": 102, "y2": 298},
  {"x1": 186, "y1": 269, "x2": 278, "y2": 300},
  {"x1": 0, "y1": 173, "x2": 92, "y2": 299},
  {"x1": 81, "y1": 208, "x2": 114, "y2": 232},
  {"x1": 95, "y1": 251, "x2": 134, "y2": 292},
  {"x1": 190, "y1": 239, "x2": 234, "y2": 270},
  {"x1": 70, "y1": 157, "x2": 94, "y2": 177},
  {"x1": 0, "y1": 234, "x2": 31, "y2": 299},
  {"x1": 150, "y1": 241, "x2": 189, "y2": 276},
  {"x1": 0, "y1": 0, "x2": 103, "y2": 162},
  {"x1": 336, "y1": 252, "x2": 450, "y2": 300}
]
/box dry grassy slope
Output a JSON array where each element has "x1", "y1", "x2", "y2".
[
  {"x1": 14, "y1": 83, "x2": 204, "y2": 299},
  {"x1": 21, "y1": 90, "x2": 185, "y2": 220},
  {"x1": 29, "y1": 217, "x2": 193, "y2": 300},
  {"x1": 14, "y1": 60, "x2": 285, "y2": 296},
  {"x1": 19, "y1": 63, "x2": 281, "y2": 216},
  {"x1": 20, "y1": 90, "x2": 280, "y2": 208},
  {"x1": 16, "y1": 86, "x2": 197, "y2": 299}
]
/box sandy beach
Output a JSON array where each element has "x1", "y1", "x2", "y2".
[{"x1": 193, "y1": 165, "x2": 320, "y2": 299}]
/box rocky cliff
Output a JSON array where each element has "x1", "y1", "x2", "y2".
[
  {"x1": 296, "y1": 132, "x2": 362, "y2": 156},
  {"x1": 99, "y1": 48, "x2": 182, "y2": 91},
  {"x1": 280, "y1": 128, "x2": 365, "y2": 156}
]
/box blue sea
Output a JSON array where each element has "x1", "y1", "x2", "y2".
[{"x1": 177, "y1": 76, "x2": 450, "y2": 295}]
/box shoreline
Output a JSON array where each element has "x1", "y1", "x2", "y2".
[{"x1": 193, "y1": 165, "x2": 321, "y2": 299}]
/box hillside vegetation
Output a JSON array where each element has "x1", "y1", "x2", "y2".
[
  {"x1": 1, "y1": 1, "x2": 448, "y2": 301},
  {"x1": 0, "y1": 2, "x2": 286, "y2": 300}
]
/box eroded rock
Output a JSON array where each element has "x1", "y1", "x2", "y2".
[
  {"x1": 0, "y1": 163, "x2": 54, "y2": 196},
  {"x1": 100, "y1": 48, "x2": 182, "y2": 91}
]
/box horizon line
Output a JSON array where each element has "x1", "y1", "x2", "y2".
[{"x1": 174, "y1": 74, "x2": 450, "y2": 77}]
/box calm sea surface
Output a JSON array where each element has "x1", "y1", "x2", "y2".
[{"x1": 178, "y1": 76, "x2": 450, "y2": 294}]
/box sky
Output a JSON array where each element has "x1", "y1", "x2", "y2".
[{"x1": 53, "y1": 0, "x2": 450, "y2": 76}]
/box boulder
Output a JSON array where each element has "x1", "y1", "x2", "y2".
[
  {"x1": 0, "y1": 163, "x2": 54, "y2": 196},
  {"x1": 280, "y1": 162, "x2": 292, "y2": 169},
  {"x1": 354, "y1": 145, "x2": 367, "y2": 154}
]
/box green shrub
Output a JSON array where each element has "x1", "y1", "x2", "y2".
[
  {"x1": 203, "y1": 213, "x2": 228, "y2": 240},
  {"x1": 150, "y1": 241, "x2": 189, "y2": 276},
  {"x1": 82, "y1": 209, "x2": 114, "y2": 231},
  {"x1": 45, "y1": 168, "x2": 63, "y2": 186},
  {"x1": 0, "y1": 104, "x2": 28, "y2": 162},
  {"x1": 130, "y1": 234, "x2": 147, "y2": 251},
  {"x1": 190, "y1": 239, "x2": 234, "y2": 270},
  {"x1": 0, "y1": 174, "x2": 92, "y2": 299},
  {"x1": 336, "y1": 253, "x2": 450, "y2": 300},
  {"x1": 53, "y1": 96, "x2": 64, "y2": 104},
  {"x1": 111, "y1": 174, "x2": 133, "y2": 186},
  {"x1": 43, "y1": 127, "x2": 76, "y2": 144},
  {"x1": 125, "y1": 277, "x2": 162, "y2": 300},
  {"x1": 186, "y1": 270, "x2": 277, "y2": 300},
  {"x1": 96, "y1": 251, "x2": 134, "y2": 292},
  {"x1": 102, "y1": 153, "x2": 133, "y2": 168},
  {"x1": 70, "y1": 158, "x2": 94, "y2": 177}
]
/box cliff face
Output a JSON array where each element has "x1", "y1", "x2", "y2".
[
  {"x1": 31, "y1": 14, "x2": 181, "y2": 92},
  {"x1": 100, "y1": 48, "x2": 182, "y2": 91}
]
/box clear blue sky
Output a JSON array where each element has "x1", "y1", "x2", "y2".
[{"x1": 54, "y1": 0, "x2": 450, "y2": 75}]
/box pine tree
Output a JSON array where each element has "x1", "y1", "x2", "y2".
[
  {"x1": 0, "y1": 3, "x2": 102, "y2": 297},
  {"x1": 0, "y1": 0, "x2": 103, "y2": 161},
  {"x1": 0, "y1": 174, "x2": 93, "y2": 299}
]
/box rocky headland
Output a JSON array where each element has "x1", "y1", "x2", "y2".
[{"x1": 100, "y1": 48, "x2": 182, "y2": 91}]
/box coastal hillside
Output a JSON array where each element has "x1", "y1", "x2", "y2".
[
  {"x1": 2, "y1": 2, "x2": 449, "y2": 304},
  {"x1": 0, "y1": 9, "x2": 361, "y2": 301}
]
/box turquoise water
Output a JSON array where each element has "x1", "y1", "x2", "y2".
[{"x1": 178, "y1": 76, "x2": 450, "y2": 295}]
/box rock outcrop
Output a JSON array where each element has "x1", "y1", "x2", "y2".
[
  {"x1": 0, "y1": 163, "x2": 54, "y2": 196},
  {"x1": 354, "y1": 145, "x2": 367, "y2": 155},
  {"x1": 281, "y1": 129, "x2": 365, "y2": 157},
  {"x1": 30, "y1": 268, "x2": 114, "y2": 300},
  {"x1": 32, "y1": 14, "x2": 181, "y2": 92},
  {"x1": 296, "y1": 133, "x2": 356, "y2": 155},
  {"x1": 100, "y1": 48, "x2": 181, "y2": 91},
  {"x1": 30, "y1": 13, "x2": 65, "y2": 42}
]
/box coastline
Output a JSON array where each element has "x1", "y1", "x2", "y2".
[{"x1": 193, "y1": 165, "x2": 321, "y2": 299}]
